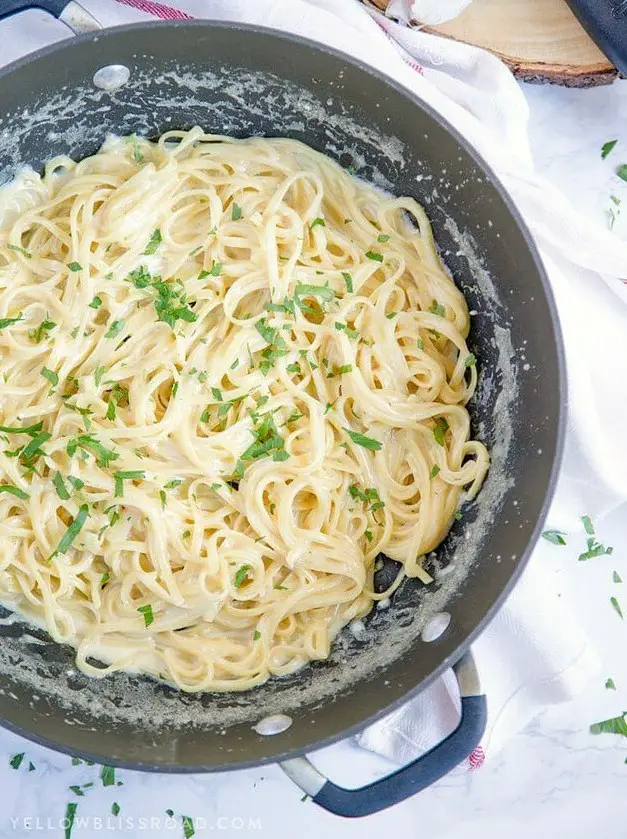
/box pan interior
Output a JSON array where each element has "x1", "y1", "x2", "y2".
[{"x1": 0, "y1": 23, "x2": 561, "y2": 769}]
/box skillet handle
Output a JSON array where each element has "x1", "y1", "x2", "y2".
[
  {"x1": 563, "y1": 0, "x2": 627, "y2": 76},
  {"x1": 280, "y1": 650, "x2": 486, "y2": 818},
  {"x1": 0, "y1": 0, "x2": 101, "y2": 33}
]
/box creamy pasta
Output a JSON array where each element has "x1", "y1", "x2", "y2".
[{"x1": 0, "y1": 128, "x2": 488, "y2": 691}]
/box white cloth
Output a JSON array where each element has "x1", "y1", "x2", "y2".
[
  {"x1": 3, "y1": 0, "x2": 627, "y2": 768},
  {"x1": 387, "y1": 0, "x2": 475, "y2": 25}
]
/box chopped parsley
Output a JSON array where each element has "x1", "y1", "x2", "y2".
[
  {"x1": 48, "y1": 504, "x2": 89, "y2": 561},
  {"x1": 199, "y1": 261, "x2": 222, "y2": 279},
  {"x1": 164, "y1": 479, "x2": 182, "y2": 489},
  {"x1": 286, "y1": 362, "x2": 301, "y2": 374},
  {"x1": 234, "y1": 564, "x2": 252, "y2": 588},
  {"x1": 609, "y1": 195, "x2": 621, "y2": 229},
  {"x1": 0, "y1": 314, "x2": 23, "y2": 330},
  {"x1": 253, "y1": 629, "x2": 261, "y2": 640},
  {"x1": 88, "y1": 295, "x2": 102, "y2": 309},
  {"x1": 111, "y1": 802, "x2": 120, "y2": 816},
  {"x1": 386, "y1": 311, "x2": 397, "y2": 319},
  {"x1": 605, "y1": 678, "x2": 616, "y2": 690},
  {"x1": 613, "y1": 571, "x2": 622, "y2": 583},
  {"x1": 264, "y1": 302, "x2": 290, "y2": 314},
  {"x1": 582, "y1": 514, "x2": 594, "y2": 535},
  {"x1": 344, "y1": 428, "x2": 382, "y2": 451},
  {"x1": 294, "y1": 283, "x2": 335, "y2": 307},
  {"x1": 349, "y1": 484, "x2": 383, "y2": 513},
  {"x1": 9, "y1": 752, "x2": 24, "y2": 769},
  {"x1": 377, "y1": 233, "x2": 391, "y2": 242},
  {"x1": 65, "y1": 802, "x2": 78, "y2": 839},
  {"x1": 137, "y1": 604, "x2": 154, "y2": 627},
  {"x1": 100, "y1": 765, "x2": 116, "y2": 786},
  {"x1": 365, "y1": 250, "x2": 383, "y2": 262},
  {"x1": 335, "y1": 321, "x2": 359, "y2": 339},
  {"x1": 22, "y1": 430, "x2": 51, "y2": 459},
  {"x1": 342, "y1": 272, "x2": 354, "y2": 294},
  {"x1": 601, "y1": 140, "x2": 618, "y2": 159},
  {"x1": 616, "y1": 164, "x2": 627, "y2": 182},
  {"x1": 105, "y1": 319, "x2": 124, "y2": 339},
  {"x1": 429, "y1": 465, "x2": 440, "y2": 479},
  {"x1": 67, "y1": 435, "x2": 119, "y2": 467},
  {"x1": 68, "y1": 261, "x2": 82, "y2": 272},
  {"x1": 104, "y1": 383, "x2": 129, "y2": 422},
  {"x1": 29, "y1": 316, "x2": 56, "y2": 343},
  {"x1": 231, "y1": 203, "x2": 242, "y2": 221},
  {"x1": 114, "y1": 469, "x2": 145, "y2": 498},
  {"x1": 130, "y1": 133, "x2": 143, "y2": 163},
  {"x1": 254, "y1": 318, "x2": 289, "y2": 375},
  {"x1": 159, "y1": 489, "x2": 167, "y2": 509},
  {"x1": 283, "y1": 410, "x2": 302, "y2": 426},
  {"x1": 211, "y1": 387, "x2": 223, "y2": 402},
  {"x1": 337, "y1": 364, "x2": 352, "y2": 375},
  {"x1": 53, "y1": 472, "x2": 70, "y2": 500},
  {"x1": 542, "y1": 530, "x2": 566, "y2": 546},
  {"x1": 0, "y1": 484, "x2": 29, "y2": 500},
  {"x1": 143, "y1": 228, "x2": 162, "y2": 255},
  {"x1": 240, "y1": 411, "x2": 289, "y2": 463},
  {"x1": 416, "y1": 338, "x2": 424, "y2": 350},
  {"x1": 8, "y1": 243, "x2": 31, "y2": 258},
  {"x1": 433, "y1": 417, "x2": 449, "y2": 446},
  {"x1": 610, "y1": 596, "x2": 623, "y2": 619},
  {"x1": 465, "y1": 353, "x2": 476, "y2": 368},
  {"x1": 590, "y1": 713, "x2": 627, "y2": 736},
  {"x1": 364, "y1": 529, "x2": 373, "y2": 542},
  {"x1": 182, "y1": 816, "x2": 195, "y2": 839},
  {"x1": 100, "y1": 572, "x2": 110, "y2": 587},
  {"x1": 430, "y1": 300, "x2": 445, "y2": 317},
  {"x1": 128, "y1": 265, "x2": 152, "y2": 289},
  {"x1": 578, "y1": 535, "x2": 613, "y2": 561},
  {"x1": 0, "y1": 421, "x2": 43, "y2": 435},
  {"x1": 310, "y1": 217, "x2": 326, "y2": 229},
  {"x1": 139, "y1": 276, "x2": 198, "y2": 330},
  {"x1": 41, "y1": 367, "x2": 59, "y2": 388}
]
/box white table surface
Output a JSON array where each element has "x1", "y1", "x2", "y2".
[{"x1": 2, "y1": 66, "x2": 627, "y2": 839}]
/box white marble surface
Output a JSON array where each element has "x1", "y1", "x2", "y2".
[{"x1": 2, "y1": 65, "x2": 627, "y2": 839}]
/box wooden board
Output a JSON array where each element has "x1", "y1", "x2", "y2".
[{"x1": 364, "y1": 0, "x2": 617, "y2": 86}]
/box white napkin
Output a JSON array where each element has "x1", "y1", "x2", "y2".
[
  {"x1": 3, "y1": 0, "x2": 627, "y2": 770},
  {"x1": 386, "y1": 0, "x2": 475, "y2": 25}
]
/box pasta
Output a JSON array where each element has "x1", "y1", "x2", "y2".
[{"x1": 0, "y1": 128, "x2": 489, "y2": 692}]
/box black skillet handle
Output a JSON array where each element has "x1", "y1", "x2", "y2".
[
  {"x1": 0, "y1": 0, "x2": 101, "y2": 32},
  {"x1": 564, "y1": 0, "x2": 627, "y2": 76},
  {"x1": 280, "y1": 650, "x2": 486, "y2": 818}
]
